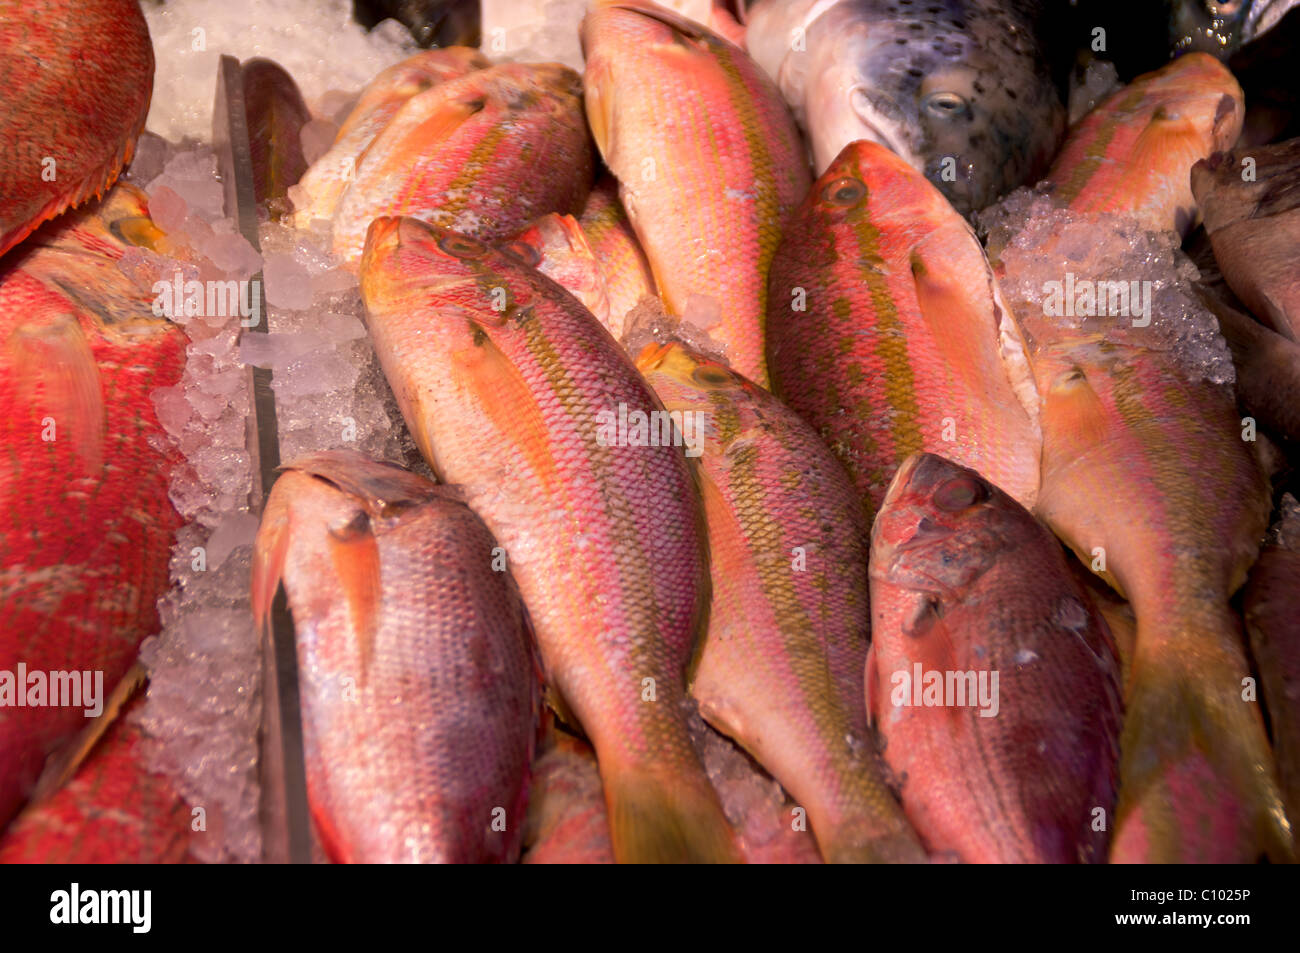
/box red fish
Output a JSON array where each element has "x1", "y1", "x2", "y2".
[
  {"x1": 0, "y1": 0, "x2": 154, "y2": 258},
  {"x1": 0, "y1": 183, "x2": 185, "y2": 829}
]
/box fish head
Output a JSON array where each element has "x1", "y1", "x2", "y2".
[
  {"x1": 791, "y1": 0, "x2": 1064, "y2": 214},
  {"x1": 799, "y1": 139, "x2": 949, "y2": 239},
  {"x1": 1168, "y1": 0, "x2": 1293, "y2": 57},
  {"x1": 635, "y1": 339, "x2": 757, "y2": 401},
  {"x1": 871, "y1": 453, "x2": 1024, "y2": 606},
  {"x1": 634, "y1": 339, "x2": 761, "y2": 453},
  {"x1": 361, "y1": 215, "x2": 569, "y2": 474}
]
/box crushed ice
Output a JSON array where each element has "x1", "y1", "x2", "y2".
[{"x1": 978, "y1": 189, "x2": 1237, "y2": 387}]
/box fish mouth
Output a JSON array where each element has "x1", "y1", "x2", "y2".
[{"x1": 847, "y1": 87, "x2": 922, "y2": 170}]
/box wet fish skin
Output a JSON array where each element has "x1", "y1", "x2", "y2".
[
  {"x1": 1243, "y1": 530, "x2": 1300, "y2": 848},
  {"x1": 766, "y1": 139, "x2": 1040, "y2": 520},
  {"x1": 292, "y1": 47, "x2": 489, "y2": 228},
  {"x1": 577, "y1": 177, "x2": 658, "y2": 340},
  {"x1": 1191, "y1": 137, "x2": 1300, "y2": 342},
  {"x1": 637, "y1": 341, "x2": 924, "y2": 863},
  {"x1": 252, "y1": 451, "x2": 537, "y2": 864},
  {"x1": 360, "y1": 216, "x2": 739, "y2": 864},
  {"x1": 326, "y1": 60, "x2": 593, "y2": 264},
  {"x1": 242, "y1": 58, "x2": 312, "y2": 221},
  {"x1": 0, "y1": 183, "x2": 185, "y2": 830},
  {"x1": 868, "y1": 452, "x2": 1121, "y2": 863},
  {"x1": 1044, "y1": 52, "x2": 1243, "y2": 237},
  {"x1": 582, "y1": 0, "x2": 811, "y2": 386},
  {"x1": 746, "y1": 0, "x2": 1065, "y2": 215},
  {"x1": 0, "y1": 0, "x2": 154, "y2": 259},
  {"x1": 1029, "y1": 336, "x2": 1292, "y2": 863}
]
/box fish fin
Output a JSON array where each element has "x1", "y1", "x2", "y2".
[
  {"x1": 251, "y1": 495, "x2": 293, "y2": 641},
  {"x1": 284, "y1": 449, "x2": 438, "y2": 517},
  {"x1": 865, "y1": 640, "x2": 879, "y2": 724},
  {"x1": 602, "y1": 765, "x2": 742, "y2": 863},
  {"x1": 8, "y1": 312, "x2": 105, "y2": 478},
  {"x1": 30, "y1": 663, "x2": 148, "y2": 804},
  {"x1": 1112, "y1": 625, "x2": 1295, "y2": 863},
  {"x1": 583, "y1": 57, "x2": 616, "y2": 163},
  {"x1": 326, "y1": 511, "x2": 382, "y2": 683},
  {"x1": 357, "y1": 88, "x2": 483, "y2": 175},
  {"x1": 610, "y1": 2, "x2": 726, "y2": 47}
]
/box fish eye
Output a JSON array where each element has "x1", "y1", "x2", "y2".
[
  {"x1": 691, "y1": 365, "x2": 732, "y2": 387},
  {"x1": 436, "y1": 234, "x2": 489, "y2": 259},
  {"x1": 501, "y1": 240, "x2": 542, "y2": 267},
  {"x1": 821, "y1": 176, "x2": 867, "y2": 207},
  {"x1": 933, "y1": 475, "x2": 986, "y2": 511},
  {"x1": 924, "y1": 91, "x2": 969, "y2": 118},
  {"x1": 111, "y1": 215, "x2": 163, "y2": 249}
]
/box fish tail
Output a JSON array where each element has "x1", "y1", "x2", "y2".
[
  {"x1": 1111, "y1": 612, "x2": 1295, "y2": 863},
  {"x1": 602, "y1": 763, "x2": 741, "y2": 864},
  {"x1": 812, "y1": 802, "x2": 928, "y2": 864}
]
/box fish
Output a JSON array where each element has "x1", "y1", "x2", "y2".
[
  {"x1": 990, "y1": 45, "x2": 1291, "y2": 859},
  {"x1": 522, "y1": 722, "x2": 617, "y2": 864},
  {"x1": 636, "y1": 341, "x2": 925, "y2": 863},
  {"x1": 506, "y1": 214, "x2": 613, "y2": 334},
  {"x1": 577, "y1": 177, "x2": 659, "y2": 340},
  {"x1": 360, "y1": 216, "x2": 740, "y2": 864},
  {"x1": 582, "y1": 0, "x2": 811, "y2": 386},
  {"x1": 352, "y1": 0, "x2": 482, "y2": 48},
  {"x1": 0, "y1": 182, "x2": 185, "y2": 829},
  {"x1": 766, "y1": 139, "x2": 1041, "y2": 519},
  {"x1": 745, "y1": 0, "x2": 1065, "y2": 215},
  {"x1": 291, "y1": 47, "x2": 489, "y2": 229},
  {"x1": 1169, "y1": 0, "x2": 1299, "y2": 59},
  {"x1": 866, "y1": 452, "x2": 1122, "y2": 863},
  {"x1": 1027, "y1": 333, "x2": 1291, "y2": 863},
  {"x1": 1243, "y1": 503, "x2": 1300, "y2": 847},
  {"x1": 0, "y1": 0, "x2": 154, "y2": 259},
  {"x1": 1043, "y1": 52, "x2": 1243, "y2": 237},
  {"x1": 251, "y1": 450, "x2": 538, "y2": 863},
  {"x1": 325, "y1": 61, "x2": 593, "y2": 265},
  {"x1": 242, "y1": 58, "x2": 312, "y2": 221},
  {"x1": 1191, "y1": 137, "x2": 1300, "y2": 341},
  {"x1": 0, "y1": 672, "x2": 196, "y2": 863}
]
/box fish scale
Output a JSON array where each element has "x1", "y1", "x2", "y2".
[
  {"x1": 637, "y1": 341, "x2": 926, "y2": 863},
  {"x1": 766, "y1": 139, "x2": 1040, "y2": 520},
  {"x1": 360, "y1": 216, "x2": 739, "y2": 863}
]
